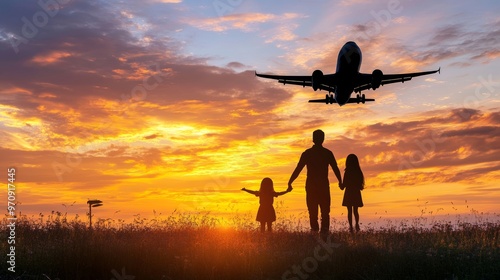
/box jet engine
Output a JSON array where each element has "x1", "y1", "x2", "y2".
[
  {"x1": 371, "y1": 69, "x2": 383, "y2": 90},
  {"x1": 311, "y1": 70, "x2": 323, "y2": 91}
]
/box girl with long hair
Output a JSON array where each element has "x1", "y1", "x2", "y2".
[{"x1": 340, "y1": 154, "x2": 364, "y2": 233}]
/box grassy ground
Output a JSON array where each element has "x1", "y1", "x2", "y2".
[{"x1": 1, "y1": 212, "x2": 499, "y2": 280}]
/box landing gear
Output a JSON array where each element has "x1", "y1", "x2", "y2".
[
  {"x1": 325, "y1": 94, "x2": 334, "y2": 104},
  {"x1": 329, "y1": 94, "x2": 335, "y2": 104},
  {"x1": 356, "y1": 94, "x2": 366, "y2": 104}
]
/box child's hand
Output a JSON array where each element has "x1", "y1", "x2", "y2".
[{"x1": 241, "y1": 188, "x2": 246, "y2": 191}]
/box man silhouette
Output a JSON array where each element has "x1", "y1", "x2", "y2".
[{"x1": 288, "y1": 129, "x2": 342, "y2": 234}]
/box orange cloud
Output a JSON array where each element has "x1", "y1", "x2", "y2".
[
  {"x1": 187, "y1": 13, "x2": 276, "y2": 32},
  {"x1": 187, "y1": 13, "x2": 304, "y2": 32},
  {"x1": 32, "y1": 51, "x2": 73, "y2": 65}
]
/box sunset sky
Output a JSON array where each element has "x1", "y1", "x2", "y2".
[{"x1": 1, "y1": 0, "x2": 499, "y2": 227}]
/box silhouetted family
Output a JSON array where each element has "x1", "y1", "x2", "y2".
[{"x1": 241, "y1": 129, "x2": 365, "y2": 234}]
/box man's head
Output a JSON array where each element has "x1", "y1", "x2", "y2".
[{"x1": 312, "y1": 129, "x2": 325, "y2": 145}]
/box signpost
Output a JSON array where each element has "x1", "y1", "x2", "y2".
[{"x1": 87, "y1": 199, "x2": 103, "y2": 229}]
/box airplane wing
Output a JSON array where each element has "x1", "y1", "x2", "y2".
[
  {"x1": 255, "y1": 72, "x2": 336, "y2": 92},
  {"x1": 354, "y1": 68, "x2": 440, "y2": 93}
]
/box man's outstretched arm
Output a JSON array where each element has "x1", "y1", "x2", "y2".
[{"x1": 288, "y1": 155, "x2": 306, "y2": 191}]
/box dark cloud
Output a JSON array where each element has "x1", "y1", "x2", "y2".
[
  {"x1": 441, "y1": 126, "x2": 499, "y2": 137},
  {"x1": 413, "y1": 21, "x2": 500, "y2": 66},
  {"x1": 226, "y1": 61, "x2": 248, "y2": 69},
  {"x1": 0, "y1": 0, "x2": 156, "y2": 113},
  {"x1": 0, "y1": 0, "x2": 291, "y2": 105},
  {"x1": 144, "y1": 133, "x2": 162, "y2": 140},
  {"x1": 323, "y1": 108, "x2": 500, "y2": 188},
  {"x1": 0, "y1": 3, "x2": 289, "y2": 109},
  {"x1": 448, "y1": 165, "x2": 500, "y2": 183},
  {"x1": 429, "y1": 24, "x2": 464, "y2": 45}
]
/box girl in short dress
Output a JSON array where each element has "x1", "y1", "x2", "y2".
[
  {"x1": 242, "y1": 177, "x2": 290, "y2": 232},
  {"x1": 340, "y1": 154, "x2": 364, "y2": 233}
]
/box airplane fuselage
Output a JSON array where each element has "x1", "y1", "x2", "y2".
[{"x1": 335, "y1": 41, "x2": 362, "y2": 105}]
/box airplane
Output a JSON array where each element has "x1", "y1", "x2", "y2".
[{"x1": 256, "y1": 41, "x2": 440, "y2": 106}]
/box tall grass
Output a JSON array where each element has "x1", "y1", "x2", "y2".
[{"x1": 1, "y1": 210, "x2": 499, "y2": 280}]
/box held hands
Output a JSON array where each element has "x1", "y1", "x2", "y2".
[
  {"x1": 339, "y1": 182, "x2": 345, "y2": 190},
  {"x1": 286, "y1": 183, "x2": 293, "y2": 193}
]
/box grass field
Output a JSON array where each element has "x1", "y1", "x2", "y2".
[{"x1": 1, "y1": 211, "x2": 499, "y2": 280}]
